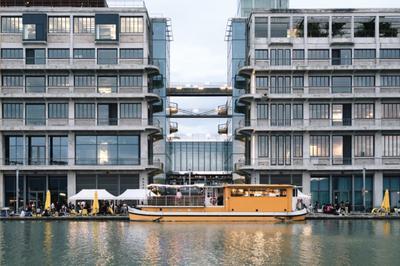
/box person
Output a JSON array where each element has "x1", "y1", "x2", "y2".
[
  {"x1": 345, "y1": 201, "x2": 350, "y2": 215},
  {"x1": 176, "y1": 189, "x2": 182, "y2": 200}
]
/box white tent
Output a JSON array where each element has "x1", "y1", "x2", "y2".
[
  {"x1": 117, "y1": 189, "x2": 156, "y2": 201},
  {"x1": 68, "y1": 189, "x2": 116, "y2": 201}
]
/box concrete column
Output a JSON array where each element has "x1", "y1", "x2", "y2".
[
  {"x1": 0, "y1": 172, "x2": 4, "y2": 207},
  {"x1": 68, "y1": 100, "x2": 74, "y2": 126},
  {"x1": 251, "y1": 134, "x2": 257, "y2": 164},
  {"x1": 67, "y1": 171, "x2": 76, "y2": 202},
  {"x1": 0, "y1": 132, "x2": 4, "y2": 166},
  {"x1": 140, "y1": 133, "x2": 148, "y2": 165},
  {"x1": 139, "y1": 172, "x2": 148, "y2": 189},
  {"x1": 68, "y1": 133, "x2": 75, "y2": 166},
  {"x1": 303, "y1": 133, "x2": 310, "y2": 166},
  {"x1": 250, "y1": 71, "x2": 256, "y2": 94},
  {"x1": 373, "y1": 171, "x2": 383, "y2": 208},
  {"x1": 302, "y1": 172, "x2": 311, "y2": 194}
]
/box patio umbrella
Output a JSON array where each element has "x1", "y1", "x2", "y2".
[
  {"x1": 44, "y1": 190, "x2": 51, "y2": 211},
  {"x1": 381, "y1": 189, "x2": 391, "y2": 213},
  {"x1": 91, "y1": 191, "x2": 99, "y2": 215}
]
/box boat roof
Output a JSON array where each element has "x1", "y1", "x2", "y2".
[{"x1": 147, "y1": 184, "x2": 294, "y2": 189}]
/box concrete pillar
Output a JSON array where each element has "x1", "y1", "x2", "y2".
[
  {"x1": 373, "y1": 171, "x2": 383, "y2": 208},
  {"x1": 139, "y1": 172, "x2": 148, "y2": 189},
  {"x1": 251, "y1": 134, "x2": 257, "y2": 164},
  {"x1": 303, "y1": 133, "x2": 310, "y2": 167},
  {"x1": 68, "y1": 100, "x2": 74, "y2": 126},
  {"x1": 0, "y1": 172, "x2": 4, "y2": 207},
  {"x1": 250, "y1": 71, "x2": 256, "y2": 94},
  {"x1": 140, "y1": 133, "x2": 148, "y2": 165},
  {"x1": 0, "y1": 132, "x2": 3, "y2": 166},
  {"x1": 67, "y1": 171, "x2": 76, "y2": 202},
  {"x1": 302, "y1": 172, "x2": 311, "y2": 194}
]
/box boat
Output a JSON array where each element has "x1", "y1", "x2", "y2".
[{"x1": 128, "y1": 184, "x2": 308, "y2": 222}]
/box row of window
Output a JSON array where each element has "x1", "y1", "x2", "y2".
[
  {"x1": 254, "y1": 16, "x2": 400, "y2": 38},
  {"x1": 4, "y1": 135, "x2": 140, "y2": 166},
  {"x1": 2, "y1": 103, "x2": 142, "y2": 124},
  {"x1": 1, "y1": 16, "x2": 144, "y2": 34},
  {"x1": 2, "y1": 75, "x2": 143, "y2": 91}
]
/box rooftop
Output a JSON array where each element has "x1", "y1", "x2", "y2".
[{"x1": 0, "y1": 0, "x2": 108, "y2": 7}]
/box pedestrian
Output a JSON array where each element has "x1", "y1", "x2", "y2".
[{"x1": 345, "y1": 201, "x2": 350, "y2": 215}]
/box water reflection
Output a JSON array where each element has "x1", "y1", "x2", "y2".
[{"x1": 0, "y1": 221, "x2": 399, "y2": 265}]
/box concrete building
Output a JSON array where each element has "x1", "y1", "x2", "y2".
[
  {"x1": 237, "y1": 0, "x2": 289, "y2": 17},
  {"x1": 0, "y1": 0, "x2": 168, "y2": 208},
  {"x1": 233, "y1": 9, "x2": 400, "y2": 210}
]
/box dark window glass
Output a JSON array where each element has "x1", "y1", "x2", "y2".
[
  {"x1": 354, "y1": 49, "x2": 376, "y2": 59},
  {"x1": 119, "y1": 75, "x2": 142, "y2": 87},
  {"x1": 27, "y1": 136, "x2": 46, "y2": 165},
  {"x1": 50, "y1": 136, "x2": 68, "y2": 165},
  {"x1": 292, "y1": 76, "x2": 304, "y2": 89},
  {"x1": 258, "y1": 135, "x2": 269, "y2": 157},
  {"x1": 354, "y1": 76, "x2": 375, "y2": 87},
  {"x1": 25, "y1": 48, "x2": 45, "y2": 64},
  {"x1": 271, "y1": 17, "x2": 289, "y2": 37},
  {"x1": 256, "y1": 77, "x2": 268, "y2": 88},
  {"x1": 74, "y1": 75, "x2": 95, "y2": 87},
  {"x1": 255, "y1": 49, "x2": 268, "y2": 60},
  {"x1": 354, "y1": 17, "x2": 376, "y2": 38},
  {"x1": 293, "y1": 135, "x2": 303, "y2": 157},
  {"x1": 310, "y1": 104, "x2": 330, "y2": 119},
  {"x1": 3, "y1": 103, "x2": 23, "y2": 119},
  {"x1": 270, "y1": 104, "x2": 291, "y2": 126},
  {"x1": 354, "y1": 136, "x2": 374, "y2": 157},
  {"x1": 382, "y1": 103, "x2": 400, "y2": 119},
  {"x1": 380, "y1": 49, "x2": 400, "y2": 59},
  {"x1": 73, "y1": 49, "x2": 95, "y2": 59},
  {"x1": 25, "y1": 76, "x2": 45, "y2": 93},
  {"x1": 98, "y1": 76, "x2": 117, "y2": 93},
  {"x1": 270, "y1": 76, "x2": 291, "y2": 94},
  {"x1": 97, "y1": 103, "x2": 118, "y2": 125},
  {"x1": 293, "y1": 104, "x2": 303, "y2": 119},
  {"x1": 332, "y1": 76, "x2": 352, "y2": 93},
  {"x1": 2, "y1": 75, "x2": 23, "y2": 87},
  {"x1": 48, "y1": 75, "x2": 69, "y2": 87},
  {"x1": 97, "y1": 49, "x2": 117, "y2": 64},
  {"x1": 75, "y1": 103, "x2": 95, "y2": 119},
  {"x1": 308, "y1": 49, "x2": 329, "y2": 60},
  {"x1": 293, "y1": 49, "x2": 305, "y2": 60},
  {"x1": 270, "y1": 49, "x2": 291, "y2": 66},
  {"x1": 381, "y1": 76, "x2": 400, "y2": 87},
  {"x1": 332, "y1": 49, "x2": 352, "y2": 65},
  {"x1": 1, "y1": 17, "x2": 22, "y2": 33},
  {"x1": 309, "y1": 76, "x2": 330, "y2": 87},
  {"x1": 308, "y1": 17, "x2": 329, "y2": 37},
  {"x1": 120, "y1": 103, "x2": 141, "y2": 118},
  {"x1": 4, "y1": 136, "x2": 23, "y2": 165},
  {"x1": 120, "y1": 48, "x2": 143, "y2": 59},
  {"x1": 1, "y1": 48, "x2": 23, "y2": 59},
  {"x1": 379, "y1": 16, "x2": 400, "y2": 38},
  {"x1": 332, "y1": 17, "x2": 352, "y2": 38},
  {"x1": 257, "y1": 104, "x2": 268, "y2": 119},
  {"x1": 270, "y1": 135, "x2": 291, "y2": 165},
  {"x1": 292, "y1": 17, "x2": 304, "y2": 37},
  {"x1": 25, "y1": 104, "x2": 45, "y2": 125},
  {"x1": 384, "y1": 135, "x2": 400, "y2": 157},
  {"x1": 48, "y1": 103, "x2": 68, "y2": 119},
  {"x1": 354, "y1": 104, "x2": 374, "y2": 119},
  {"x1": 255, "y1": 17, "x2": 268, "y2": 38}
]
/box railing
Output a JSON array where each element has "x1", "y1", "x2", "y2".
[{"x1": 146, "y1": 196, "x2": 205, "y2": 207}]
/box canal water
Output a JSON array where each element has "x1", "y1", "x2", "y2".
[{"x1": 0, "y1": 220, "x2": 398, "y2": 265}]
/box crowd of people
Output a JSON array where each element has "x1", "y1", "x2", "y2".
[{"x1": 313, "y1": 201, "x2": 352, "y2": 215}]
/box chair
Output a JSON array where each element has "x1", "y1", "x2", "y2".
[{"x1": 82, "y1": 209, "x2": 88, "y2": 216}]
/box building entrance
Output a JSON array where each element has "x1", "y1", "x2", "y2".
[{"x1": 28, "y1": 191, "x2": 45, "y2": 208}]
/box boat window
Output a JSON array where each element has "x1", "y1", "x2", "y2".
[{"x1": 231, "y1": 188, "x2": 287, "y2": 197}]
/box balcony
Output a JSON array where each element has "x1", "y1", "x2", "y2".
[
  {"x1": 169, "y1": 122, "x2": 178, "y2": 133},
  {"x1": 218, "y1": 123, "x2": 228, "y2": 135}
]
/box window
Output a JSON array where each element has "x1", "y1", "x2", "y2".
[
  {"x1": 25, "y1": 104, "x2": 45, "y2": 125},
  {"x1": 309, "y1": 76, "x2": 330, "y2": 87},
  {"x1": 120, "y1": 17, "x2": 144, "y2": 33},
  {"x1": 382, "y1": 103, "x2": 400, "y2": 119},
  {"x1": 354, "y1": 49, "x2": 376, "y2": 59},
  {"x1": 308, "y1": 49, "x2": 329, "y2": 60},
  {"x1": 270, "y1": 49, "x2": 291, "y2": 66},
  {"x1": 27, "y1": 136, "x2": 46, "y2": 165},
  {"x1": 120, "y1": 75, "x2": 142, "y2": 87},
  {"x1": 48, "y1": 17, "x2": 70, "y2": 33},
  {"x1": 26, "y1": 48, "x2": 45, "y2": 64},
  {"x1": 311, "y1": 177, "x2": 330, "y2": 205},
  {"x1": 291, "y1": 17, "x2": 304, "y2": 37},
  {"x1": 48, "y1": 75, "x2": 69, "y2": 87},
  {"x1": 97, "y1": 103, "x2": 118, "y2": 125},
  {"x1": 271, "y1": 135, "x2": 291, "y2": 165},
  {"x1": 293, "y1": 136, "x2": 303, "y2": 158},
  {"x1": 332, "y1": 17, "x2": 352, "y2": 38},
  {"x1": 381, "y1": 75, "x2": 400, "y2": 87},
  {"x1": 2, "y1": 75, "x2": 23, "y2": 87},
  {"x1": 307, "y1": 17, "x2": 329, "y2": 37},
  {"x1": 379, "y1": 16, "x2": 400, "y2": 37},
  {"x1": 255, "y1": 49, "x2": 268, "y2": 60},
  {"x1": 258, "y1": 135, "x2": 269, "y2": 157},
  {"x1": 293, "y1": 104, "x2": 303, "y2": 119},
  {"x1": 332, "y1": 49, "x2": 352, "y2": 65},
  {"x1": 120, "y1": 103, "x2": 141, "y2": 119},
  {"x1": 26, "y1": 76, "x2": 45, "y2": 93},
  {"x1": 48, "y1": 103, "x2": 68, "y2": 119},
  {"x1": 98, "y1": 76, "x2": 117, "y2": 93},
  {"x1": 293, "y1": 49, "x2": 305, "y2": 60},
  {"x1": 270, "y1": 76, "x2": 291, "y2": 93},
  {"x1": 73, "y1": 49, "x2": 95, "y2": 59},
  {"x1": 310, "y1": 104, "x2": 330, "y2": 119},
  {"x1": 310, "y1": 136, "x2": 330, "y2": 157},
  {"x1": 332, "y1": 76, "x2": 352, "y2": 93},
  {"x1": 256, "y1": 77, "x2": 268, "y2": 88},
  {"x1": 97, "y1": 49, "x2": 117, "y2": 64},
  {"x1": 48, "y1": 49, "x2": 69, "y2": 59},
  {"x1": 74, "y1": 17, "x2": 95, "y2": 33},
  {"x1": 50, "y1": 136, "x2": 68, "y2": 165},
  {"x1": 75, "y1": 135, "x2": 140, "y2": 165},
  {"x1": 384, "y1": 135, "x2": 400, "y2": 157},
  {"x1": 271, "y1": 104, "x2": 291, "y2": 126},
  {"x1": 1, "y1": 17, "x2": 22, "y2": 33},
  {"x1": 354, "y1": 104, "x2": 374, "y2": 119},
  {"x1": 257, "y1": 104, "x2": 268, "y2": 119},
  {"x1": 3, "y1": 103, "x2": 23, "y2": 119},
  {"x1": 354, "y1": 136, "x2": 374, "y2": 157},
  {"x1": 354, "y1": 76, "x2": 375, "y2": 87},
  {"x1": 292, "y1": 77, "x2": 304, "y2": 90},
  {"x1": 4, "y1": 136, "x2": 23, "y2": 165},
  {"x1": 255, "y1": 17, "x2": 268, "y2": 38},
  {"x1": 354, "y1": 17, "x2": 376, "y2": 37},
  {"x1": 380, "y1": 49, "x2": 400, "y2": 59},
  {"x1": 23, "y1": 24, "x2": 36, "y2": 40},
  {"x1": 96, "y1": 24, "x2": 116, "y2": 40},
  {"x1": 270, "y1": 17, "x2": 289, "y2": 38},
  {"x1": 74, "y1": 75, "x2": 95, "y2": 87},
  {"x1": 120, "y1": 48, "x2": 143, "y2": 59},
  {"x1": 1, "y1": 48, "x2": 23, "y2": 59},
  {"x1": 75, "y1": 103, "x2": 95, "y2": 119}
]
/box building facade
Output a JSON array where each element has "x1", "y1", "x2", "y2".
[
  {"x1": 234, "y1": 9, "x2": 400, "y2": 210},
  {"x1": 0, "y1": 1, "x2": 167, "y2": 208},
  {"x1": 237, "y1": 0, "x2": 289, "y2": 17}
]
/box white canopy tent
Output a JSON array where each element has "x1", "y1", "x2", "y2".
[
  {"x1": 68, "y1": 189, "x2": 116, "y2": 201},
  {"x1": 116, "y1": 189, "x2": 157, "y2": 201}
]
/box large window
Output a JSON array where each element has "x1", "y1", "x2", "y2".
[
  {"x1": 381, "y1": 75, "x2": 400, "y2": 87},
  {"x1": 255, "y1": 17, "x2": 268, "y2": 38},
  {"x1": 74, "y1": 75, "x2": 95, "y2": 88},
  {"x1": 97, "y1": 103, "x2": 118, "y2": 125},
  {"x1": 291, "y1": 17, "x2": 304, "y2": 37},
  {"x1": 383, "y1": 176, "x2": 400, "y2": 208},
  {"x1": 25, "y1": 104, "x2": 45, "y2": 125},
  {"x1": 258, "y1": 135, "x2": 269, "y2": 157},
  {"x1": 382, "y1": 103, "x2": 400, "y2": 119},
  {"x1": 270, "y1": 76, "x2": 291, "y2": 93},
  {"x1": 310, "y1": 136, "x2": 330, "y2": 157},
  {"x1": 257, "y1": 104, "x2": 268, "y2": 119},
  {"x1": 50, "y1": 136, "x2": 68, "y2": 165},
  {"x1": 23, "y1": 24, "x2": 36, "y2": 40},
  {"x1": 256, "y1": 77, "x2": 268, "y2": 88},
  {"x1": 293, "y1": 76, "x2": 304, "y2": 90},
  {"x1": 74, "y1": 17, "x2": 95, "y2": 33},
  {"x1": 1, "y1": 48, "x2": 23, "y2": 59},
  {"x1": 354, "y1": 17, "x2": 376, "y2": 37},
  {"x1": 309, "y1": 76, "x2": 330, "y2": 87},
  {"x1": 270, "y1": 49, "x2": 291, "y2": 66},
  {"x1": 119, "y1": 75, "x2": 142, "y2": 87},
  {"x1": 311, "y1": 177, "x2": 330, "y2": 205},
  {"x1": 307, "y1": 17, "x2": 329, "y2": 37},
  {"x1": 332, "y1": 76, "x2": 352, "y2": 93},
  {"x1": 97, "y1": 76, "x2": 117, "y2": 93},
  {"x1": 75, "y1": 135, "x2": 140, "y2": 165},
  {"x1": 354, "y1": 76, "x2": 375, "y2": 87},
  {"x1": 97, "y1": 49, "x2": 117, "y2": 64},
  {"x1": 380, "y1": 49, "x2": 400, "y2": 59},
  {"x1": 25, "y1": 48, "x2": 45, "y2": 64},
  {"x1": 96, "y1": 24, "x2": 116, "y2": 40},
  {"x1": 293, "y1": 135, "x2": 303, "y2": 158},
  {"x1": 255, "y1": 49, "x2": 268, "y2": 60},
  {"x1": 48, "y1": 75, "x2": 69, "y2": 87},
  {"x1": 27, "y1": 136, "x2": 46, "y2": 165},
  {"x1": 354, "y1": 104, "x2": 374, "y2": 119},
  {"x1": 271, "y1": 104, "x2": 291, "y2": 126},
  {"x1": 310, "y1": 104, "x2": 329, "y2": 119},
  {"x1": 379, "y1": 16, "x2": 400, "y2": 37},
  {"x1": 75, "y1": 103, "x2": 95, "y2": 119},
  {"x1": 308, "y1": 49, "x2": 329, "y2": 60},
  {"x1": 292, "y1": 49, "x2": 305, "y2": 60},
  {"x1": 384, "y1": 135, "x2": 400, "y2": 157},
  {"x1": 3, "y1": 103, "x2": 23, "y2": 119},
  {"x1": 2, "y1": 75, "x2": 23, "y2": 88},
  {"x1": 354, "y1": 136, "x2": 374, "y2": 157},
  {"x1": 48, "y1": 103, "x2": 68, "y2": 119},
  {"x1": 332, "y1": 49, "x2": 352, "y2": 65},
  {"x1": 48, "y1": 17, "x2": 70, "y2": 33},
  {"x1": 332, "y1": 17, "x2": 352, "y2": 38},
  {"x1": 48, "y1": 49, "x2": 69, "y2": 59},
  {"x1": 120, "y1": 48, "x2": 143, "y2": 59},
  {"x1": 120, "y1": 17, "x2": 144, "y2": 33},
  {"x1": 4, "y1": 136, "x2": 23, "y2": 165},
  {"x1": 1, "y1": 16, "x2": 22, "y2": 33},
  {"x1": 354, "y1": 49, "x2": 376, "y2": 59},
  {"x1": 270, "y1": 17, "x2": 289, "y2": 38},
  {"x1": 73, "y1": 49, "x2": 95, "y2": 59},
  {"x1": 270, "y1": 135, "x2": 291, "y2": 165},
  {"x1": 25, "y1": 76, "x2": 45, "y2": 93},
  {"x1": 120, "y1": 103, "x2": 141, "y2": 119},
  {"x1": 293, "y1": 104, "x2": 303, "y2": 120}
]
